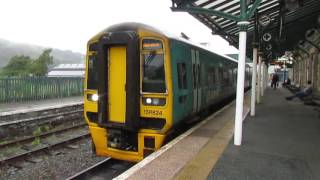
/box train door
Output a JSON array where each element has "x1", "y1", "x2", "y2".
[
  {"x1": 191, "y1": 49, "x2": 201, "y2": 113},
  {"x1": 108, "y1": 46, "x2": 126, "y2": 123},
  {"x1": 97, "y1": 31, "x2": 140, "y2": 131}
]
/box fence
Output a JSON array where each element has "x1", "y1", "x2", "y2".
[{"x1": 0, "y1": 77, "x2": 84, "y2": 103}]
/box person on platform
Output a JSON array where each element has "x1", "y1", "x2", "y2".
[
  {"x1": 282, "y1": 78, "x2": 291, "y2": 87},
  {"x1": 286, "y1": 81, "x2": 312, "y2": 100},
  {"x1": 271, "y1": 74, "x2": 279, "y2": 89}
]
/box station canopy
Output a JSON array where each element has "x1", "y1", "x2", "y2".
[{"x1": 171, "y1": 0, "x2": 320, "y2": 62}]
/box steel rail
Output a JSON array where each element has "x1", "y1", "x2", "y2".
[
  {"x1": 0, "y1": 109, "x2": 83, "y2": 126},
  {"x1": 0, "y1": 122, "x2": 87, "y2": 149},
  {"x1": 0, "y1": 133, "x2": 90, "y2": 164},
  {"x1": 66, "y1": 158, "x2": 112, "y2": 180},
  {"x1": 0, "y1": 102, "x2": 83, "y2": 117}
]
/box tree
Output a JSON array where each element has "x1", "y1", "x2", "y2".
[
  {"x1": 0, "y1": 55, "x2": 32, "y2": 76},
  {"x1": 30, "y1": 49, "x2": 53, "y2": 76},
  {"x1": 0, "y1": 49, "x2": 54, "y2": 77}
]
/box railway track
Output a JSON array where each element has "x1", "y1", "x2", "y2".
[
  {"x1": 0, "y1": 104, "x2": 84, "y2": 141},
  {"x1": 67, "y1": 158, "x2": 135, "y2": 180},
  {"x1": 0, "y1": 122, "x2": 86, "y2": 149},
  {"x1": 0, "y1": 103, "x2": 88, "y2": 164},
  {"x1": 0, "y1": 109, "x2": 83, "y2": 126},
  {"x1": 0, "y1": 103, "x2": 83, "y2": 123},
  {"x1": 0, "y1": 129, "x2": 90, "y2": 164}
]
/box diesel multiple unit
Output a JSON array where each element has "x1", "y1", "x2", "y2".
[{"x1": 84, "y1": 22, "x2": 251, "y2": 162}]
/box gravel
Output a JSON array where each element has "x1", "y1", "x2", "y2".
[{"x1": 0, "y1": 138, "x2": 106, "y2": 179}]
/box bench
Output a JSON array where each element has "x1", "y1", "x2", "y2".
[
  {"x1": 285, "y1": 84, "x2": 301, "y2": 93},
  {"x1": 284, "y1": 84, "x2": 319, "y2": 106},
  {"x1": 304, "y1": 95, "x2": 320, "y2": 106}
]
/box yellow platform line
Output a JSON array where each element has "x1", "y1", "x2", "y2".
[
  {"x1": 174, "y1": 119, "x2": 235, "y2": 180},
  {"x1": 174, "y1": 93, "x2": 251, "y2": 180}
]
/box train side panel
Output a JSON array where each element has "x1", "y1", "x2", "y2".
[
  {"x1": 169, "y1": 38, "x2": 238, "y2": 126},
  {"x1": 169, "y1": 40, "x2": 194, "y2": 125}
]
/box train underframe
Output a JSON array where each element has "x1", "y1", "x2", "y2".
[{"x1": 89, "y1": 125, "x2": 166, "y2": 162}]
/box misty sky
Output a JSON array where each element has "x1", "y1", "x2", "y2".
[{"x1": 0, "y1": 0, "x2": 238, "y2": 54}]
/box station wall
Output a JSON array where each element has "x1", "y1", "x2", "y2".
[{"x1": 292, "y1": 28, "x2": 320, "y2": 96}]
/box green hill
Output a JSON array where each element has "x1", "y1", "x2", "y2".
[{"x1": 0, "y1": 39, "x2": 85, "y2": 68}]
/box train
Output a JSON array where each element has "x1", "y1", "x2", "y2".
[{"x1": 84, "y1": 22, "x2": 251, "y2": 162}]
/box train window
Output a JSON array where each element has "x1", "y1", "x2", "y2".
[
  {"x1": 229, "y1": 69, "x2": 233, "y2": 84},
  {"x1": 142, "y1": 53, "x2": 166, "y2": 93},
  {"x1": 198, "y1": 64, "x2": 201, "y2": 87},
  {"x1": 142, "y1": 39, "x2": 163, "y2": 50},
  {"x1": 89, "y1": 42, "x2": 98, "y2": 51},
  {"x1": 177, "y1": 63, "x2": 187, "y2": 89},
  {"x1": 87, "y1": 55, "x2": 98, "y2": 89},
  {"x1": 215, "y1": 67, "x2": 219, "y2": 85},
  {"x1": 207, "y1": 67, "x2": 215, "y2": 88},
  {"x1": 219, "y1": 67, "x2": 223, "y2": 83},
  {"x1": 234, "y1": 68, "x2": 238, "y2": 81}
]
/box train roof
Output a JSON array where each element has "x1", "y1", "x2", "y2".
[{"x1": 89, "y1": 22, "x2": 239, "y2": 63}]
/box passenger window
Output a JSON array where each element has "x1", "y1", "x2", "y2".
[
  {"x1": 219, "y1": 67, "x2": 223, "y2": 83},
  {"x1": 198, "y1": 64, "x2": 201, "y2": 86},
  {"x1": 177, "y1": 63, "x2": 187, "y2": 89},
  {"x1": 207, "y1": 67, "x2": 215, "y2": 88}
]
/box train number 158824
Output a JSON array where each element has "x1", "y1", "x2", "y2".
[{"x1": 144, "y1": 109, "x2": 163, "y2": 116}]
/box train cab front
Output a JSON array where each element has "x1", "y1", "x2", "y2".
[{"x1": 84, "y1": 27, "x2": 172, "y2": 162}]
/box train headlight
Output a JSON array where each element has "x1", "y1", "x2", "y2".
[
  {"x1": 143, "y1": 97, "x2": 166, "y2": 106},
  {"x1": 87, "y1": 94, "x2": 99, "y2": 102},
  {"x1": 91, "y1": 94, "x2": 99, "y2": 101},
  {"x1": 146, "y1": 98, "x2": 152, "y2": 104}
]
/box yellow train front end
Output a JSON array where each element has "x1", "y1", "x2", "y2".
[{"x1": 84, "y1": 23, "x2": 173, "y2": 162}]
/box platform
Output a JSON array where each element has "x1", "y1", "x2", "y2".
[
  {"x1": 115, "y1": 87, "x2": 320, "y2": 180},
  {"x1": 0, "y1": 96, "x2": 83, "y2": 115},
  {"x1": 208, "y1": 87, "x2": 320, "y2": 180}
]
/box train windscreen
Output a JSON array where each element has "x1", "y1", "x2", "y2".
[{"x1": 142, "y1": 53, "x2": 166, "y2": 93}]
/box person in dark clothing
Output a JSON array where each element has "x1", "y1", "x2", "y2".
[
  {"x1": 283, "y1": 78, "x2": 291, "y2": 87},
  {"x1": 271, "y1": 74, "x2": 279, "y2": 89},
  {"x1": 286, "y1": 81, "x2": 312, "y2": 100},
  {"x1": 286, "y1": 78, "x2": 291, "y2": 85}
]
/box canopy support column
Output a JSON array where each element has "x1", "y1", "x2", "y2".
[
  {"x1": 261, "y1": 61, "x2": 265, "y2": 97},
  {"x1": 257, "y1": 55, "x2": 262, "y2": 103},
  {"x1": 265, "y1": 63, "x2": 268, "y2": 90},
  {"x1": 250, "y1": 47, "x2": 258, "y2": 116},
  {"x1": 234, "y1": 21, "x2": 249, "y2": 146}
]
